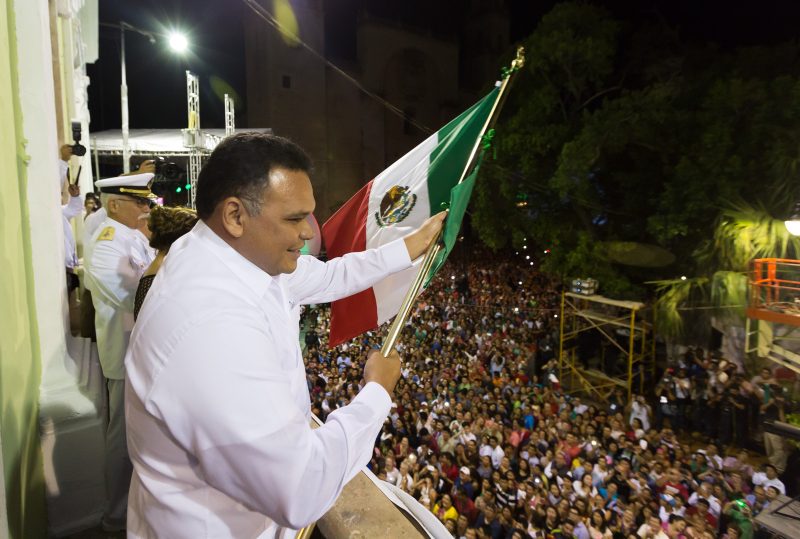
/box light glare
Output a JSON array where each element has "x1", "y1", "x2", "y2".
[
  {"x1": 168, "y1": 32, "x2": 189, "y2": 53},
  {"x1": 786, "y1": 219, "x2": 800, "y2": 236}
]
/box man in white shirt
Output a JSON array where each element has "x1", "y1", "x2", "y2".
[
  {"x1": 572, "y1": 397, "x2": 588, "y2": 416},
  {"x1": 688, "y1": 481, "x2": 721, "y2": 518},
  {"x1": 751, "y1": 464, "x2": 786, "y2": 495},
  {"x1": 85, "y1": 173, "x2": 156, "y2": 531},
  {"x1": 636, "y1": 513, "x2": 662, "y2": 538},
  {"x1": 458, "y1": 422, "x2": 477, "y2": 446},
  {"x1": 126, "y1": 133, "x2": 445, "y2": 537},
  {"x1": 384, "y1": 456, "x2": 401, "y2": 485},
  {"x1": 491, "y1": 437, "x2": 505, "y2": 469}
]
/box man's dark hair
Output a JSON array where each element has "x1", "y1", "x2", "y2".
[{"x1": 195, "y1": 132, "x2": 312, "y2": 220}]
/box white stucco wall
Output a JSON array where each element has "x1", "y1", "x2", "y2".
[
  {"x1": 14, "y1": 0, "x2": 105, "y2": 534},
  {"x1": 16, "y1": 0, "x2": 71, "y2": 384}
]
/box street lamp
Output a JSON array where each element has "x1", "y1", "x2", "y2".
[
  {"x1": 101, "y1": 21, "x2": 187, "y2": 173},
  {"x1": 168, "y1": 32, "x2": 189, "y2": 54},
  {"x1": 117, "y1": 22, "x2": 156, "y2": 173}
]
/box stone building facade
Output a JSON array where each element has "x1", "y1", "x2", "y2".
[{"x1": 243, "y1": 0, "x2": 510, "y2": 221}]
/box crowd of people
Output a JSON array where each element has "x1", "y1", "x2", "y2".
[{"x1": 301, "y1": 257, "x2": 796, "y2": 539}]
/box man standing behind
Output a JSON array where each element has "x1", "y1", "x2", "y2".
[
  {"x1": 125, "y1": 133, "x2": 445, "y2": 537},
  {"x1": 81, "y1": 160, "x2": 156, "y2": 341},
  {"x1": 83, "y1": 160, "x2": 156, "y2": 245},
  {"x1": 85, "y1": 173, "x2": 156, "y2": 531},
  {"x1": 59, "y1": 144, "x2": 83, "y2": 333}
]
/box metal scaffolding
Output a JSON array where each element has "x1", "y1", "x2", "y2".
[
  {"x1": 224, "y1": 93, "x2": 235, "y2": 137},
  {"x1": 183, "y1": 70, "x2": 202, "y2": 209},
  {"x1": 558, "y1": 292, "x2": 655, "y2": 402}
]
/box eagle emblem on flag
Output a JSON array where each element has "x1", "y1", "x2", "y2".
[{"x1": 375, "y1": 185, "x2": 417, "y2": 227}]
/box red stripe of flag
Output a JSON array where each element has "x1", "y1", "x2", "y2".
[{"x1": 321, "y1": 180, "x2": 378, "y2": 347}]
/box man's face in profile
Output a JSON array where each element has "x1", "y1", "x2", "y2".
[{"x1": 242, "y1": 166, "x2": 315, "y2": 275}]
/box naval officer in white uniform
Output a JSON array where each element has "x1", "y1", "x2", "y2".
[
  {"x1": 126, "y1": 133, "x2": 445, "y2": 537},
  {"x1": 81, "y1": 161, "x2": 157, "y2": 341},
  {"x1": 85, "y1": 172, "x2": 156, "y2": 531}
]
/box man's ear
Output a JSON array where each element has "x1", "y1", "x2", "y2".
[{"x1": 220, "y1": 197, "x2": 248, "y2": 238}]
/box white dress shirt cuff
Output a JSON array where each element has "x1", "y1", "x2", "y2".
[
  {"x1": 380, "y1": 238, "x2": 413, "y2": 274},
  {"x1": 352, "y1": 381, "x2": 393, "y2": 420}
]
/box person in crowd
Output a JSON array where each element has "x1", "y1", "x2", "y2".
[
  {"x1": 751, "y1": 463, "x2": 785, "y2": 495},
  {"x1": 125, "y1": 133, "x2": 445, "y2": 537},
  {"x1": 84, "y1": 192, "x2": 101, "y2": 217},
  {"x1": 628, "y1": 395, "x2": 652, "y2": 432},
  {"x1": 59, "y1": 144, "x2": 83, "y2": 333},
  {"x1": 133, "y1": 205, "x2": 198, "y2": 319},
  {"x1": 433, "y1": 493, "x2": 459, "y2": 523},
  {"x1": 759, "y1": 382, "x2": 788, "y2": 472},
  {"x1": 587, "y1": 507, "x2": 611, "y2": 539},
  {"x1": 84, "y1": 173, "x2": 156, "y2": 531}
]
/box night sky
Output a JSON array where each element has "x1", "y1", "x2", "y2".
[{"x1": 88, "y1": 0, "x2": 800, "y2": 133}]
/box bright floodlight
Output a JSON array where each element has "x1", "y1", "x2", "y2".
[
  {"x1": 168, "y1": 32, "x2": 188, "y2": 53},
  {"x1": 786, "y1": 202, "x2": 800, "y2": 236},
  {"x1": 785, "y1": 220, "x2": 800, "y2": 236}
]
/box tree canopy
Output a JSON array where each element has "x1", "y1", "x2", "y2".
[{"x1": 473, "y1": 1, "x2": 800, "y2": 303}]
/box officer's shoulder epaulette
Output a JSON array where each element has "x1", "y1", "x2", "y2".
[{"x1": 97, "y1": 226, "x2": 115, "y2": 241}]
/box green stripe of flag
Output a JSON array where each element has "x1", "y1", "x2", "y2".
[
  {"x1": 421, "y1": 85, "x2": 499, "y2": 288},
  {"x1": 426, "y1": 86, "x2": 499, "y2": 213}
]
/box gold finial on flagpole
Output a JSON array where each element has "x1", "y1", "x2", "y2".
[{"x1": 512, "y1": 46, "x2": 525, "y2": 71}]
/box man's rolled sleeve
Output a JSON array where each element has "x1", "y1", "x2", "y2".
[
  {"x1": 287, "y1": 238, "x2": 413, "y2": 305},
  {"x1": 378, "y1": 238, "x2": 414, "y2": 274},
  {"x1": 351, "y1": 381, "x2": 393, "y2": 419}
]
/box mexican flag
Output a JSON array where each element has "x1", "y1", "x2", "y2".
[{"x1": 322, "y1": 84, "x2": 500, "y2": 347}]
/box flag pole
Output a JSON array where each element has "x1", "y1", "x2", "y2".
[{"x1": 381, "y1": 47, "x2": 526, "y2": 356}]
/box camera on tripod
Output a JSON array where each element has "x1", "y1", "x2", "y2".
[{"x1": 70, "y1": 120, "x2": 87, "y2": 156}]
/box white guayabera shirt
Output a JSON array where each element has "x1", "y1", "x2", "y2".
[{"x1": 126, "y1": 221, "x2": 412, "y2": 538}]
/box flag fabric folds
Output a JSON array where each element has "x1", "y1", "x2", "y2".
[
  {"x1": 322, "y1": 85, "x2": 500, "y2": 347},
  {"x1": 424, "y1": 164, "x2": 480, "y2": 287}
]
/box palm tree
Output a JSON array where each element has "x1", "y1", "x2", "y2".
[{"x1": 651, "y1": 200, "x2": 800, "y2": 360}]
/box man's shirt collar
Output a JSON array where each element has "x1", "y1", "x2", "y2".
[{"x1": 195, "y1": 220, "x2": 274, "y2": 298}]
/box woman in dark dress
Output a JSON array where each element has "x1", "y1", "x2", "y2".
[{"x1": 133, "y1": 205, "x2": 198, "y2": 319}]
